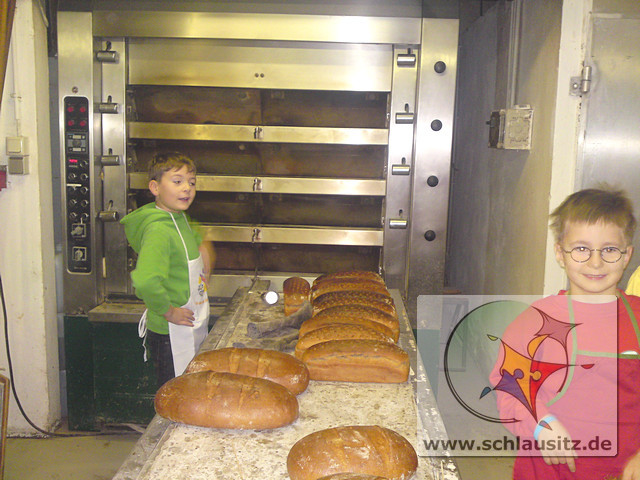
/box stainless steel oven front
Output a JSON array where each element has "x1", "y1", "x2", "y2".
[{"x1": 57, "y1": 6, "x2": 458, "y2": 322}]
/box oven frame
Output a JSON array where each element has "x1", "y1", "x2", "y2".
[{"x1": 58, "y1": 9, "x2": 458, "y2": 321}]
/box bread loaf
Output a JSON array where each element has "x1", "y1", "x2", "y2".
[
  {"x1": 311, "y1": 280, "x2": 391, "y2": 301},
  {"x1": 318, "y1": 475, "x2": 389, "y2": 480},
  {"x1": 295, "y1": 324, "x2": 393, "y2": 359},
  {"x1": 185, "y1": 347, "x2": 310, "y2": 395},
  {"x1": 299, "y1": 317, "x2": 395, "y2": 342},
  {"x1": 302, "y1": 340, "x2": 409, "y2": 383},
  {"x1": 287, "y1": 425, "x2": 418, "y2": 480},
  {"x1": 312, "y1": 291, "x2": 397, "y2": 319},
  {"x1": 155, "y1": 371, "x2": 299, "y2": 429},
  {"x1": 284, "y1": 277, "x2": 311, "y2": 316},
  {"x1": 311, "y1": 305, "x2": 399, "y2": 341},
  {"x1": 313, "y1": 270, "x2": 385, "y2": 287}
]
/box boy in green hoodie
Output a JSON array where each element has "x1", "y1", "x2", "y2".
[{"x1": 121, "y1": 152, "x2": 215, "y2": 387}]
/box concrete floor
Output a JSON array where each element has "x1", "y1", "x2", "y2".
[
  {"x1": 455, "y1": 456, "x2": 515, "y2": 480},
  {"x1": 3, "y1": 430, "x2": 141, "y2": 480},
  {"x1": 2, "y1": 432, "x2": 513, "y2": 480}
]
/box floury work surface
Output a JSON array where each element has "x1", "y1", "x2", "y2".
[{"x1": 113, "y1": 285, "x2": 459, "y2": 480}]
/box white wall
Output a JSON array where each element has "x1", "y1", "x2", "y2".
[
  {"x1": 542, "y1": 0, "x2": 591, "y2": 295},
  {"x1": 0, "y1": 0, "x2": 60, "y2": 435}
]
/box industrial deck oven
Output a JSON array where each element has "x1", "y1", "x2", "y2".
[{"x1": 57, "y1": 1, "x2": 458, "y2": 428}]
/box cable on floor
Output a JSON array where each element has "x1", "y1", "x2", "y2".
[{"x1": 0, "y1": 268, "x2": 141, "y2": 437}]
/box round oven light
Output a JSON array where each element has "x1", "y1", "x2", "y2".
[{"x1": 262, "y1": 290, "x2": 279, "y2": 305}]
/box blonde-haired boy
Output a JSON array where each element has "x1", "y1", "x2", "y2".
[{"x1": 493, "y1": 187, "x2": 640, "y2": 480}]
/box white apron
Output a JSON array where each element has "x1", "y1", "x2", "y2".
[{"x1": 138, "y1": 212, "x2": 210, "y2": 376}]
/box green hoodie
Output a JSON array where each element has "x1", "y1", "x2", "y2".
[{"x1": 120, "y1": 202, "x2": 203, "y2": 334}]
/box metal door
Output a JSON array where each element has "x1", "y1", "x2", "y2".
[{"x1": 577, "y1": 5, "x2": 640, "y2": 285}]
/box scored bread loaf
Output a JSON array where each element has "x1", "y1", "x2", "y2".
[
  {"x1": 311, "y1": 280, "x2": 391, "y2": 301},
  {"x1": 284, "y1": 277, "x2": 311, "y2": 316},
  {"x1": 317, "y1": 475, "x2": 389, "y2": 480},
  {"x1": 299, "y1": 317, "x2": 396, "y2": 342},
  {"x1": 184, "y1": 347, "x2": 309, "y2": 395},
  {"x1": 312, "y1": 291, "x2": 397, "y2": 319},
  {"x1": 287, "y1": 425, "x2": 418, "y2": 480},
  {"x1": 294, "y1": 324, "x2": 393, "y2": 359},
  {"x1": 154, "y1": 371, "x2": 299, "y2": 429},
  {"x1": 302, "y1": 339, "x2": 410, "y2": 383},
  {"x1": 310, "y1": 305, "x2": 399, "y2": 342},
  {"x1": 313, "y1": 270, "x2": 385, "y2": 288}
]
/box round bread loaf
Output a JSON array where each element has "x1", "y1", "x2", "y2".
[
  {"x1": 287, "y1": 425, "x2": 418, "y2": 480},
  {"x1": 185, "y1": 347, "x2": 310, "y2": 395},
  {"x1": 302, "y1": 339, "x2": 409, "y2": 383},
  {"x1": 295, "y1": 324, "x2": 393, "y2": 359},
  {"x1": 155, "y1": 371, "x2": 299, "y2": 429}
]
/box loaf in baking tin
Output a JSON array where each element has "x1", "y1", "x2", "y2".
[
  {"x1": 299, "y1": 316, "x2": 396, "y2": 342},
  {"x1": 302, "y1": 339, "x2": 409, "y2": 383},
  {"x1": 308, "y1": 305, "x2": 399, "y2": 341},
  {"x1": 310, "y1": 279, "x2": 391, "y2": 301},
  {"x1": 294, "y1": 324, "x2": 393, "y2": 359},
  {"x1": 312, "y1": 270, "x2": 385, "y2": 288},
  {"x1": 287, "y1": 425, "x2": 418, "y2": 480},
  {"x1": 312, "y1": 290, "x2": 397, "y2": 319}
]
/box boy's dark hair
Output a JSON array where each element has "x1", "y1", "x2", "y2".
[
  {"x1": 148, "y1": 152, "x2": 196, "y2": 182},
  {"x1": 550, "y1": 187, "x2": 636, "y2": 243}
]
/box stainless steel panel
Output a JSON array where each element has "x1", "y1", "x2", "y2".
[
  {"x1": 93, "y1": 11, "x2": 422, "y2": 45},
  {"x1": 58, "y1": 12, "x2": 101, "y2": 314},
  {"x1": 578, "y1": 16, "x2": 640, "y2": 284},
  {"x1": 99, "y1": 38, "x2": 129, "y2": 295},
  {"x1": 384, "y1": 45, "x2": 420, "y2": 293},
  {"x1": 128, "y1": 173, "x2": 386, "y2": 196},
  {"x1": 128, "y1": 39, "x2": 394, "y2": 92},
  {"x1": 128, "y1": 122, "x2": 389, "y2": 146},
  {"x1": 407, "y1": 19, "x2": 459, "y2": 322},
  {"x1": 201, "y1": 225, "x2": 383, "y2": 246}
]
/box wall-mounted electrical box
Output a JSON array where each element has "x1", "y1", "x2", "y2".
[
  {"x1": 6, "y1": 136, "x2": 29, "y2": 174},
  {"x1": 488, "y1": 105, "x2": 534, "y2": 150}
]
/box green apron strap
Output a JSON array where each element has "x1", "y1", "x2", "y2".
[
  {"x1": 618, "y1": 291, "x2": 640, "y2": 347},
  {"x1": 547, "y1": 295, "x2": 578, "y2": 406}
]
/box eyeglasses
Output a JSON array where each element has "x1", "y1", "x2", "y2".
[{"x1": 562, "y1": 246, "x2": 627, "y2": 263}]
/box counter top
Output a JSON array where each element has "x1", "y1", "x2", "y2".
[{"x1": 113, "y1": 282, "x2": 459, "y2": 480}]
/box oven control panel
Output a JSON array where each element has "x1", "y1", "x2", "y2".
[{"x1": 64, "y1": 96, "x2": 91, "y2": 273}]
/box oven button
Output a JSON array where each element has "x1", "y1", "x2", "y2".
[{"x1": 70, "y1": 223, "x2": 87, "y2": 238}]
